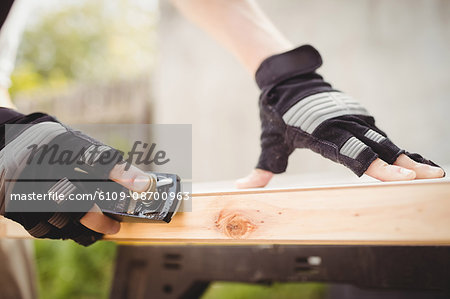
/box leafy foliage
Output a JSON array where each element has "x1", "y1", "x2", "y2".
[
  {"x1": 34, "y1": 240, "x2": 117, "y2": 299},
  {"x1": 10, "y1": 0, "x2": 157, "y2": 97}
]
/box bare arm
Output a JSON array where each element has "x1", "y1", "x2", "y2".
[
  {"x1": 168, "y1": 0, "x2": 445, "y2": 187},
  {"x1": 168, "y1": 0, "x2": 292, "y2": 74}
]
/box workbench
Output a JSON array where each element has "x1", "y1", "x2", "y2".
[
  {"x1": 108, "y1": 174, "x2": 450, "y2": 298},
  {"x1": 111, "y1": 244, "x2": 450, "y2": 298}
]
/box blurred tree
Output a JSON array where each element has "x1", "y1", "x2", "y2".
[
  {"x1": 35, "y1": 240, "x2": 117, "y2": 299},
  {"x1": 10, "y1": 0, "x2": 157, "y2": 97}
]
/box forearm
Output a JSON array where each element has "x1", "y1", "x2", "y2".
[{"x1": 169, "y1": 0, "x2": 292, "y2": 74}]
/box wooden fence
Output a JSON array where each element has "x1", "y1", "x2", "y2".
[{"x1": 14, "y1": 75, "x2": 152, "y2": 124}]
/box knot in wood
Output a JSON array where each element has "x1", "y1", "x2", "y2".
[{"x1": 216, "y1": 210, "x2": 256, "y2": 239}]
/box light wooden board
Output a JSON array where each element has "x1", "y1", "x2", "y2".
[{"x1": 1, "y1": 177, "x2": 449, "y2": 245}]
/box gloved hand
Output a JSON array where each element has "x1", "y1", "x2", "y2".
[
  {"x1": 0, "y1": 108, "x2": 151, "y2": 246},
  {"x1": 237, "y1": 45, "x2": 444, "y2": 188}
]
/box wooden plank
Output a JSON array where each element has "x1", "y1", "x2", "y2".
[
  {"x1": 108, "y1": 179, "x2": 450, "y2": 244},
  {"x1": 2, "y1": 178, "x2": 450, "y2": 245}
]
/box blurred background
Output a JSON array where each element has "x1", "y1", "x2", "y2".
[{"x1": 5, "y1": 0, "x2": 450, "y2": 298}]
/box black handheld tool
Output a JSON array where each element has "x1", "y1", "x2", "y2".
[{"x1": 100, "y1": 172, "x2": 182, "y2": 223}]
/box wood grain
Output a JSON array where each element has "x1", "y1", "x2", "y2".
[{"x1": 2, "y1": 179, "x2": 450, "y2": 245}]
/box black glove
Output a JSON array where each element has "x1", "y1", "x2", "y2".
[
  {"x1": 0, "y1": 108, "x2": 123, "y2": 246},
  {"x1": 255, "y1": 45, "x2": 441, "y2": 176}
]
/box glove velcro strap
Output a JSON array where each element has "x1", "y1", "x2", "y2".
[{"x1": 255, "y1": 45, "x2": 323, "y2": 90}]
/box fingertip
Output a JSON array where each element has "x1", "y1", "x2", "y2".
[
  {"x1": 365, "y1": 158, "x2": 416, "y2": 181},
  {"x1": 132, "y1": 175, "x2": 151, "y2": 192},
  {"x1": 109, "y1": 163, "x2": 150, "y2": 191},
  {"x1": 107, "y1": 220, "x2": 121, "y2": 235},
  {"x1": 394, "y1": 154, "x2": 445, "y2": 179},
  {"x1": 413, "y1": 164, "x2": 444, "y2": 179},
  {"x1": 425, "y1": 165, "x2": 444, "y2": 178}
]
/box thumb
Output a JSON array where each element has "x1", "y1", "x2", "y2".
[
  {"x1": 236, "y1": 141, "x2": 290, "y2": 189},
  {"x1": 236, "y1": 168, "x2": 274, "y2": 189},
  {"x1": 237, "y1": 128, "x2": 292, "y2": 189},
  {"x1": 108, "y1": 162, "x2": 151, "y2": 192}
]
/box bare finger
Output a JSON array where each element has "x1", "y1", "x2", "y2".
[
  {"x1": 365, "y1": 158, "x2": 416, "y2": 181},
  {"x1": 109, "y1": 162, "x2": 151, "y2": 192},
  {"x1": 394, "y1": 154, "x2": 444, "y2": 179}
]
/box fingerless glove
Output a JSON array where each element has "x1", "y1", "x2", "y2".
[
  {"x1": 0, "y1": 108, "x2": 122, "y2": 246},
  {"x1": 255, "y1": 45, "x2": 441, "y2": 176}
]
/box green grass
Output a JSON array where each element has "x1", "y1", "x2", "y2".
[
  {"x1": 34, "y1": 240, "x2": 117, "y2": 299},
  {"x1": 202, "y1": 282, "x2": 327, "y2": 299}
]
